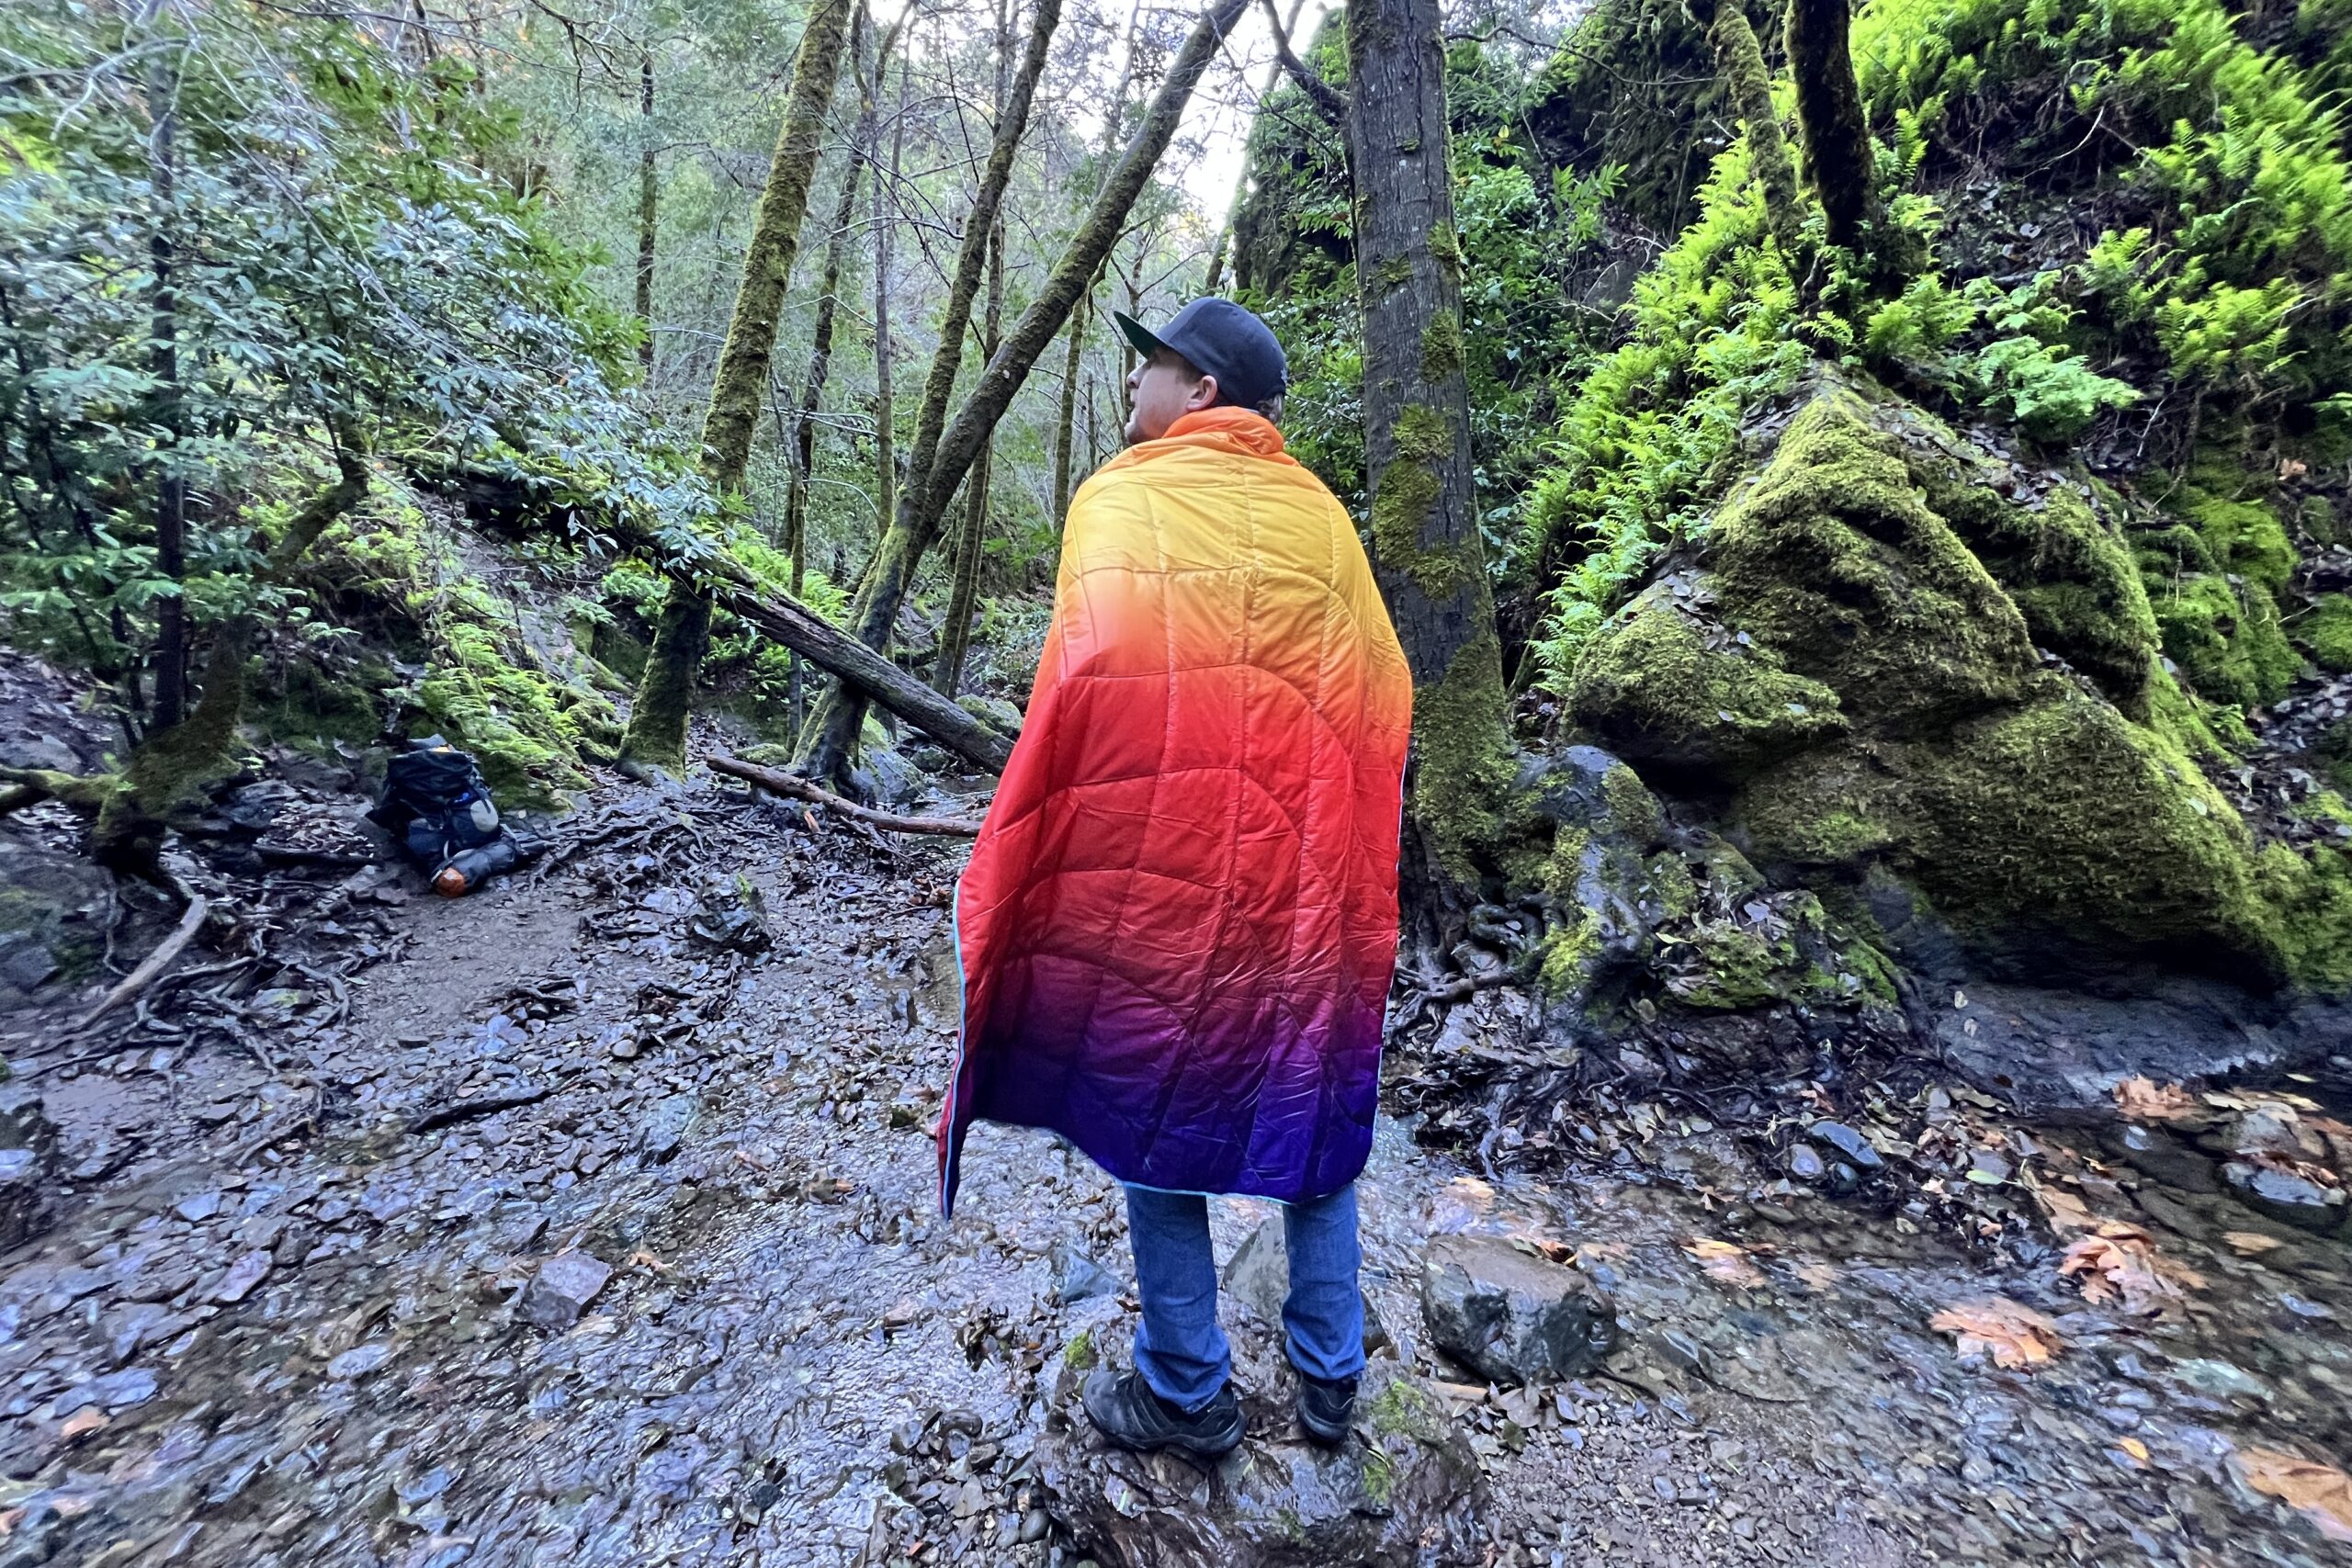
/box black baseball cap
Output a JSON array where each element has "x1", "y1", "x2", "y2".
[{"x1": 1114, "y1": 297, "x2": 1288, "y2": 411}]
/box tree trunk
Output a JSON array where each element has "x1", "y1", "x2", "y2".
[
  {"x1": 147, "y1": 34, "x2": 187, "y2": 732},
  {"x1": 619, "y1": 0, "x2": 857, "y2": 773},
  {"x1": 1345, "y1": 0, "x2": 1514, "y2": 913},
  {"x1": 635, "y1": 43, "x2": 657, "y2": 377},
  {"x1": 1688, "y1": 0, "x2": 1795, "y2": 243},
  {"x1": 785, "y1": 6, "x2": 889, "y2": 731},
  {"x1": 873, "y1": 42, "x2": 909, "y2": 547},
  {"x1": 933, "y1": 220, "x2": 1004, "y2": 698},
  {"x1": 796, "y1": 0, "x2": 1254, "y2": 784},
  {"x1": 1785, "y1": 0, "x2": 1873, "y2": 251},
  {"x1": 1048, "y1": 284, "x2": 1088, "y2": 527},
  {"x1": 1204, "y1": 0, "x2": 1307, "y2": 294},
  {"x1": 96, "y1": 431, "x2": 371, "y2": 871}
]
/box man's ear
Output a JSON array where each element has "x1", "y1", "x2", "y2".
[{"x1": 1187, "y1": 373, "x2": 1221, "y2": 412}]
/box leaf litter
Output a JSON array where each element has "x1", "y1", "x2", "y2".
[{"x1": 1928, "y1": 1298, "x2": 2063, "y2": 1369}]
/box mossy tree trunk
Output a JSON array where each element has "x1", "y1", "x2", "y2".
[
  {"x1": 873, "y1": 40, "x2": 908, "y2": 547},
  {"x1": 785, "y1": 6, "x2": 890, "y2": 728},
  {"x1": 1688, "y1": 0, "x2": 1796, "y2": 243},
  {"x1": 1047, "y1": 285, "x2": 1087, "y2": 528},
  {"x1": 795, "y1": 0, "x2": 1254, "y2": 784},
  {"x1": 635, "y1": 42, "x2": 657, "y2": 378},
  {"x1": 933, "y1": 220, "x2": 1004, "y2": 698},
  {"x1": 619, "y1": 0, "x2": 856, "y2": 773},
  {"x1": 146, "y1": 22, "x2": 187, "y2": 732},
  {"x1": 94, "y1": 428, "x2": 371, "y2": 872},
  {"x1": 1344, "y1": 0, "x2": 1516, "y2": 923},
  {"x1": 1785, "y1": 0, "x2": 1873, "y2": 252}
]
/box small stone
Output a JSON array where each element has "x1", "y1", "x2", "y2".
[
  {"x1": 638, "y1": 1094, "x2": 701, "y2": 1162},
  {"x1": 522, "y1": 1251, "x2": 614, "y2": 1331},
  {"x1": 1807, "y1": 1122, "x2": 1883, "y2": 1172},
  {"x1": 174, "y1": 1190, "x2": 223, "y2": 1223},
  {"x1": 1420, "y1": 1233, "x2": 1616, "y2": 1385},
  {"x1": 327, "y1": 1342, "x2": 392, "y2": 1380},
  {"x1": 210, "y1": 1249, "x2": 274, "y2": 1304},
  {"x1": 1050, "y1": 1243, "x2": 1119, "y2": 1307},
  {"x1": 1786, "y1": 1145, "x2": 1825, "y2": 1182}
]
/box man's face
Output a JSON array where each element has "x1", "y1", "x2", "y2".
[{"x1": 1124, "y1": 348, "x2": 1218, "y2": 445}]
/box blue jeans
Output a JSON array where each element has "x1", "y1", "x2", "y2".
[{"x1": 1123, "y1": 1182, "x2": 1364, "y2": 1412}]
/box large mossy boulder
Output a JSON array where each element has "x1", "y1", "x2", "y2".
[{"x1": 1568, "y1": 375, "x2": 2352, "y2": 987}]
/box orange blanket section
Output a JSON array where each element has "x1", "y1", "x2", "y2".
[{"x1": 941, "y1": 408, "x2": 1413, "y2": 1213}]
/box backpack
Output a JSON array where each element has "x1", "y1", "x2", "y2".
[{"x1": 368, "y1": 737, "x2": 502, "y2": 869}]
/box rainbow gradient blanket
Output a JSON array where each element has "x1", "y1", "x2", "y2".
[{"x1": 939, "y1": 407, "x2": 1413, "y2": 1213}]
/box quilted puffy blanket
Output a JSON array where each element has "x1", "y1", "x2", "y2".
[{"x1": 939, "y1": 406, "x2": 1413, "y2": 1214}]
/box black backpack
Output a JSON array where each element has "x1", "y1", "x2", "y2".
[{"x1": 368, "y1": 737, "x2": 502, "y2": 869}]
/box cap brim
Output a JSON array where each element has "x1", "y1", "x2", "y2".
[{"x1": 1111, "y1": 310, "x2": 1166, "y2": 360}]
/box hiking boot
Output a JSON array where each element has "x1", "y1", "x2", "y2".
[
  {"x1": 1080, "y1": 1367, "x2": 1244, "y2": 1460},
  {"x1": 1295, "y1": 1370, "x2": 1358, "y2": 1446}
]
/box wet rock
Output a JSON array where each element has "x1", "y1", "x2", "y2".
[
  {"x1": 1807, "y1": 1121, "x2": 1883, "y2": 1172},
  {"x1": 2220, "y1": 1160, "x2": 2347, "y2": 1233},
  {"x1": 687, "y1": 875, "x2": 770, "y2": 953},
  {"x1": 1419, "y1": 1234, "x2": 1615, "y2": 1385},
  {"x1": 523, "y1": 1250, "x2": 614, "y2": 1330},
  {"x1": 1051, "y1": 1241, "x2": 1119, "y2": 1307},
  {"x1": 1786, "y1": 1144, "x2": 1826, "y2": 1183},
  {"x1": 327, "y1": 1342, "x2": 393, "y2": 1380},
  {"x1": 638, "y1": 1094, "x2": 701, "y2": 1162},
  {"x1": 1036, "y1": 1337, "x2": 1485, "y2": 1567},
  {"x1": 1222, "y1": 1219, "x2": 1389, "y2": 1353},
  {"x1": 0, "y1": 1089, "x2": 61, "y2": 1250},
  {"x1": 209, "y1": 1249, "x2": 274, "y2": 1304}
]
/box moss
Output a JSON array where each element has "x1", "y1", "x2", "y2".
[
  {"x1": 1412, "y1": 632, "x2": 1519, "y2": 883},
  {"x1": 1924, "y1": 479, "x2": 2158, "y2": 704},
  {"x1": 1707, "y1": 390, "x2": 2040, "y2": 730},
  {"x1": 2301, "y1": 494, "x2": 2343, "y2": 548},
  {"x1": 2254, "y1": 844, "x2": 2352, "y2": 991},
  {"x1": 1364, "y1": 1376, "x2": 1431, "y2": 1438},
  {"x1": 1420, "y1": 311, "x2": 1464, "y2": 383},
  {"x1": 1667, "y1": 922, "x2": 1787, "y2": 1010},
  {"x1": 1568, "y1": 591, "x2": 1846, "y2": 770},
  {"x1": 1601, "y1": 761, "x2": 1665, "y2": 844},
  {"x1": 1367, "y1": 406, "x2": 1470, "y2": 599},
  {"x1": 1062, "y1": 1327, "x2": 1096, "y2": 1370},
  {"x1": 2321, "y1": 717, "x2": 2352, "y2": 795},
  {"x1": 2149, "y1": 574, "x2": 2299, "y2": 709},
  {"x1": 1361, "y1": 1445, "x2": 1398, "y2": 1507},
  {"x1": 620, "y1": 583, "x2": 712, "y2": 773},
  {"x1": 1367, "y1": 254, "x2": 1412, "y2": 297},
  {"x1": 2298, "y1": 592, "x2": 2352, "y2": 673},
  {"x1": 1536, "y1": 910, "x2": 1602, "y2": 998},
  {"x1": 2183, "y1": 489, "x2": 2299, "y2": 592}
]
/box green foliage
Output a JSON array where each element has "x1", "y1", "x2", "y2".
[
  {"x1": 2296, "y1": 593, "x2": 2352, "y2": 674},
  {"x1": 1961, "y1": 337, "x2": 2139, "y2": 443}
]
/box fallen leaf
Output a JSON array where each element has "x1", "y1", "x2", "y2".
[
  {"x1": 1793, "y1": 1260, "x2": 1840, "y2": 1292},
  {"x1": 2235, "y1": 1446, "x2": 2352, "y2": 1541},
  {"x1": 2058, "y1": 1222, "x2": 2203, "y2": 1314},
  {"x1": 2117, "y1": 1436, "x2": 2150, "y2": 1465},
  {"x1": 1574, "y1": 1240, "x2": 1631, "y2": 1266},
  {"x1": 1929, "y1": 1297, "x2": 2061, "y2": 1369},
  {"x1": 2224, "y1": 1231, "x2": 2287, "y2": 1257},
  {"x1": 1684, "y1": 1237, "x2": 1765, "y2": 1289},
  {"x1": 2030, "y1": 1181, "x2": 2099, "y2": 1235},
  {"x1": 628, "y1": 1247, "x2": 673, "y2": 1274},
  {"x1": 2113, "y1": 1077, "x2": 2199, "y2": 1122},
  {"x1": 0, "y1": 1508, "x2": 19, "y2": 1538},
  {"x1": 58, "y1": 1408, "x2": 109, "y2": 1441}
]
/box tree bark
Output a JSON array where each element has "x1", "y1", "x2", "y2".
[
  {"x1": 933, "y1": 219, "x2": 1004, "y2": 698},
  {"x1": 147, "y1": 29, "x2": 187, "y2": 732},
  {"x1": 1687, "y1": 0, "x2": 1796, "y2": 243},
  {"x1": 1205, "y1": 0, "x2": 1309, "y2": 293},
  {"x1": 873, "y1": 40, "x2": 909, "y2": 547},
  {"x1": 635, "y1": 43, "x2": 657, "y2": 377},
  {"x1": 1048, "y1": 283, "x2": 1088, "y2": 526},
  {"x1": 1345, "y1": 0, "x2": 1514, "y2": 909},
  {"x1": 796, "y1": 0, "x2": 1254, "y2": 784},
  {"x1": 96, "y1": 429, "x2": 371, "y2": 869},
  {"x1": 619, "y1": 0, "x2": 857, "y2": 772},
  {"x1": 1785, "y1": 0, "x2": 1873, "y2": 251}
]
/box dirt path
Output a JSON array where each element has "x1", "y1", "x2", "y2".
[{"x1": 1, "y1": 773, "x2": 2346, "y2": 1566}]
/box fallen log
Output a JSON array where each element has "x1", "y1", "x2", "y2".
[
  {"x1": 74, "y1": 894, "x2": 209, "y2": 1032},
  {"x1": 604, "y1": 513, "x2": 1016, "y2": 773},
  {"x1": 708, "y1": 751, "x2": 985, "y2": 837}
]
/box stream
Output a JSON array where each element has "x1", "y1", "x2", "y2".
[{"x1": 0, "y1": 772, "x2": 2347, "y2": 1567}]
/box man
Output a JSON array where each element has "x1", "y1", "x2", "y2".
[{"x1": 939, "y1": 298, "x2": 1413, "y2": 1458}]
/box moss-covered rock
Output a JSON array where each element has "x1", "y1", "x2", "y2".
[
  {"x1": 2298, "y1": 592, "x2": 2352, "y2": 674},
  {"x1": 1570, "y1": 374, "x2": 2341, "y2": 987},
  {"x1": 1568, "y1": 578, "x2": 1845, "y2": 771}
]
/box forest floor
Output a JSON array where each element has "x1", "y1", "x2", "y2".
[{"x1": 1, "y1": 716, "x2": 2350, "y2": 1566}]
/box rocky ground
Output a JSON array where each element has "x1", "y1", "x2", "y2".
[{"x1": 3, "y1": 737, "x2": 2352, "y2": 1566}]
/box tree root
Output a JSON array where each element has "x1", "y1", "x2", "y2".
[
  {"x1": 707, "y1": 751, "x2": 984, "y2": 836},
  {"x1": 74, "y1": 893, "x2": 209, "y2": 1032}
]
